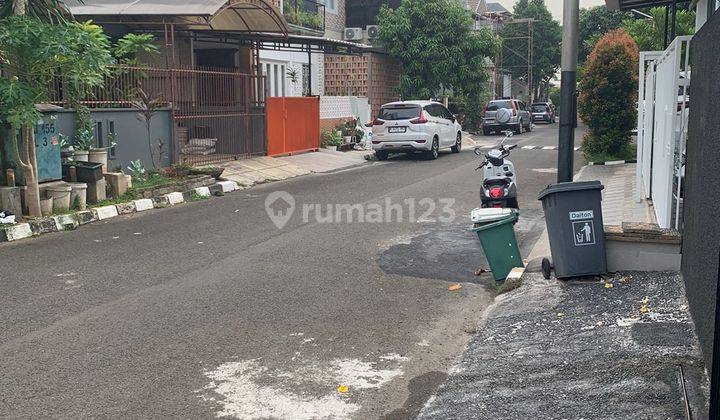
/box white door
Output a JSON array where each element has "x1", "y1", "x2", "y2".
[{"x1": 439, "y1": 105, "x2": 456, "y2": 146}]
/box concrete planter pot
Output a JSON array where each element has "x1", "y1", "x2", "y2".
[
  {"x1": 88, "y1": 148, "x2": 109, "y2": 171},
  {"x1": 73, "y1": 150, "x2": 89, "y2": 162},
  {"x1": 46, "y1": 185, "x2": 72, "y2": 212},
  {"x1": 68, "y1": 183, "x2": 88, "y2": 210},
  {"x1": 40, "y1": 195, "x2": 54, "y2": 217},
  {"x1": 324, "y1": 146, "x2": 337, "y2": 151}
]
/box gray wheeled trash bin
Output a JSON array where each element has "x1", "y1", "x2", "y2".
[{"x1": 538, "y1": 181, "x2": 607, "y2": 279}]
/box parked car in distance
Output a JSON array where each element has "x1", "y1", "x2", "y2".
[
  {"x1": 482, "y1": 99, "x2": 532, "y2": 135},
  {"x1": 531, "y1": 102, "x2": 556, "y2": 123},
  {"x1": 371, "y1": 100, "x2": 463, "y2": 161}
]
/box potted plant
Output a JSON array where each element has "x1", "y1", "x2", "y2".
[
  {"x1": 321, "y1": 130, "x2": 343, "y2": 151},
  {"x1": 72, "y1": 126, "x2": 93, "y2": 162},
  {"x1": 88, "y1": 132, "x2": 116, "y2": 168},
  {"x1": 341, "y1": 119, "x2": 357, "y2": 144},
  {"x1": 59, "y1": 134, "x2": 74, "y2": 161}
]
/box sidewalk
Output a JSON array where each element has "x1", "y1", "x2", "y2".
[
  {"x1": 418, "y1": 271, "x2": 708, "y2": 419},
  {"x1": 419, "y1": 162, "x2": 706, "y2": 418},
  {"x1": 580, "y1": 163, "x2": 656, "y2": 226},
  {"x1": 215, "y1": 149, "x2": 371, "y2": 188},
  {"x1": 527, "y1": 162, "x2": 655, "y2": 268}
]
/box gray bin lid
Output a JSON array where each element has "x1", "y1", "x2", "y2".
[
  {"x1": 537, "y1": 181, "x2": 604, "y2": 201},
  {"x1": 471, "y1": 208, "x2": 517, "y2": 224}
]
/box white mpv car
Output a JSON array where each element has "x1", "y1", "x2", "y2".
[{"x1": 371, "y1": 100, "x2": 463, "y2": 160}]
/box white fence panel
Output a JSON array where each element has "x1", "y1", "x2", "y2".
[
  {"x1": 636, "y1": 51, "x2": 662, "y2": 200},
  {"x1": 650, "y1": 36, "x2": 692, "y2": 228}
]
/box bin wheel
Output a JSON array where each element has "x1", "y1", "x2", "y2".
[{"x1": 541, "y1": 258, "x2": 552, "y2": 280}]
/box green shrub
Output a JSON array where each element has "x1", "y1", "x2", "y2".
[{"x1": 578, "y1": 29, "x2": 638, "y2": 161}]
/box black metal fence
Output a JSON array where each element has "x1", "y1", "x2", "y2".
[
  {"x1": 681, "y1": 9, "x2": 720, "y2": 404},
  {"x1": 47, "y1": 65, "x2": 267, "y2": 165}
]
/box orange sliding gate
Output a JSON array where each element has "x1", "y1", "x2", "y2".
[{"x1": 266, "y1": 97, "x2": 320, "y2": 156}]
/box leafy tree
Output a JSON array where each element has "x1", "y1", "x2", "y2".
[
  {"x1": 622, "y1": 6, "x2": 695, "y2": 51},
  {"x1": 0, "y1": 0, "x2": 72, "y2": 21},
  {"x1": 578, "y1": 29, "x2": 638, "y2": 161},
  {"x1": 578, "y1": 6, "x2": 630, "y2": 64},
  {"x1": 499, "y1": 0, "x2": 561, "y2": 101},
  {"x1": 0, "y1": 16, "x2": 114, "y2": 217},
  {"x1": 376, "y1": 0, "x2": 499, "y2": 127}
]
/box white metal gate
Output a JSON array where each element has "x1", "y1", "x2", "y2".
[
  {"x1": 636, "y1": 51, "x2": 662, "y2": 201},
  {"x1": 637, "y1": 36, "x2": 691, "y2": 229}
]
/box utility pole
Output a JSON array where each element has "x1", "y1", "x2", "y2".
[
  {"x1": 528, "y1": 19, "x2": 533, "y2": 103},
  {"x1": 557, "y1": 0, "x2": 579, "y2": 183}
]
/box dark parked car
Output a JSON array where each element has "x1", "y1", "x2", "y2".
[{"x1": 531, "y1": 102, "x2": 556, "y2": 123}]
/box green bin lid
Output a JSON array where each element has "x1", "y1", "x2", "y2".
[
  {"x1": 537, "y1": 181, "x2": 604, "y2": 201},
  {"x1": 470, "y1": 208, "x2": 517, "y2": 224}
]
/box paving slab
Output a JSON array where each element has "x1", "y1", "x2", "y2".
[{"x1": 576, "y1": 163, "x2": 655, "y2": 226}]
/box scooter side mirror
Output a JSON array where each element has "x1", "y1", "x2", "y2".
[{"x1": 474, "y1": 148, "x2": 483, "y2": 156}]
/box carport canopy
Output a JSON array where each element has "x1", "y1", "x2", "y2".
[
  {"x1": 605, "y1": 0, "x2": 682, "y2": 10},
  {"x1": 65, "y1": 0, "x2": 289, "y2": 35}
]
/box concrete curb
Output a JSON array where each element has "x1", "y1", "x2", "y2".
[
  {"x1": 589, "y1": 159, "x2": 637, "y2": 165},
  {"x1": 0, "y1": 180, "x2": 240, "y2": 244}
]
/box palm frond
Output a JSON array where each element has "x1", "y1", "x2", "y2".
[{"x1": 0, "y1": 0, "x2": 81, "y2": 22}]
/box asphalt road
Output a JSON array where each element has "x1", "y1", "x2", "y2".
[{"x1": 0, "y1": 122, "x2": 584, "y2": 419}]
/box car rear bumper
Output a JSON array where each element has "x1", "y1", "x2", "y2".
[
  {"x1": 532, "y1": 114, "x2": 552, "y2": 122},
  {"x1": 482, "y1": 117, "x2": 520, "y2": 128},
  {"x1": 372, "y1": 139, "x2": 432, "y2": 152},
  {"x1": 482, "y1": 123, "x2": 517, "y2": 130}
]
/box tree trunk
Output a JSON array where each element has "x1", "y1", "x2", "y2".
[
  {"x1": 13, "y1": 0, "x2": 26, "y2": 15},
  {"x1": 21, "y1": 125, "x2": 41, "y2": 218}
]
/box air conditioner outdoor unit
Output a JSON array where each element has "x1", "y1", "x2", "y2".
[
  {"x1": 366, "y1": 25, "x2": 380, "y2": 39},
  {"x1": 344, "y1": 27, "x2": 363, "y2": 40}
]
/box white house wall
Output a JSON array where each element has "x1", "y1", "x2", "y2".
[{"x1": 259, "y1": 49, "x2": 325, "y2": 97}]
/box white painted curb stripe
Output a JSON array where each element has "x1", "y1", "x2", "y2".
[
  {"x1": 218, "y1": 181, "x2": 239, "y2": 193},
  {"x1": 5, "y1": 223, "x2": 33, "y2": 241},
  {"x1": 166, "y1": 192, "x2": 185, "y2": 205},
  {"x1": 94, "y1": 205, "x2": 119, "y2": 220},
  {"x1": 194, "y1": 187, "x2": 211, "y2": 197},
  {"x1": 134, "y1": 199, "x2": 154, "y2": 212}
]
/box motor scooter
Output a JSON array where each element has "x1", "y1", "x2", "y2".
[{"x1": 475, "y1": 131, "x2": 519, "y2": 208}]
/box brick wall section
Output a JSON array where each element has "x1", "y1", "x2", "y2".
[
  {"x1": 319, "y1": 117, "x2": 346, "y2": 134},
  {"x1": 325, "y1": 0, "x2": 346, "y2": 35},
  {"x1": 368, "y1": 53, "x2": 401, "y2": 117},
  {"x1": 324, "y1": 54, "x2": 369, "y2": 97},
  {"x1": 323, "y1": 52, "x2": 400, "y2": 117}
]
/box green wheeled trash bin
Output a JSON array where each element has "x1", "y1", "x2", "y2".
[
  {"x1": 471, "y1": 208, "x2": 524, "y2": 282},
  {"x1": 538, "y1": 181, "x2": 607, "y2": 279}
]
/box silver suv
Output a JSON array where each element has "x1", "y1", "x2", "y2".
[{"x1": 482, "y1": 99, "x2": 532, "y2": 135}]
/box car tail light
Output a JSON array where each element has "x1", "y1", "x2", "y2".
[
  {"x1": 489, "y1": 187, "x2": 504, "y2": 199},
  {"x1": 372, "y1": 118, "x2": 385, "y2": 126},
  {"x1": 410, "y1": 110, "x2": 428, "y2": 124}
]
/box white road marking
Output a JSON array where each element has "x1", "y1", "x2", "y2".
[
  {"x1": 198, "y1": 354, "x2": 407, "y2": 419},
  {"x1": 542, "y1": 146, "x2": 556, "y2": 150},
  {"x1": 522, "y1": 146, "x2": 535, "y2": 150}
]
